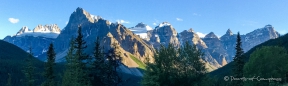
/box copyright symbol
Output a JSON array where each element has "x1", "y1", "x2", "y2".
[{"x1": 224, "y1": 76, "x2": 229, "y2": 81}]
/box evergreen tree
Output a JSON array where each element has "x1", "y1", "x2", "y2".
[
  {"x1": 244, "y1": 46, "x2": 288, "y2": 85},
  {"x1": 6, "y1": 73, "x2": 11, "y2": 86},
  {"x1": 105, "y1": 43, "x2": 122, "y2": 86},
  {"x1": 23, "y1": 47, "x2": 35, "y2": 86},
  {"x1": 62, "y1": 37, "x2": 80, "y2": 86},
  {"x1": 43, "y1": 43, "x2": 56, "y2": 86},
  {"x1": 232, "y1": 32, "x2": 245, "y2": 86},
  {"x1": 74, "y1": 26, "x2": 90, "y2": 86},
  {"x1": 62, "y1": 26, "x2": 91, "y2": 86},
  {"x1": 91, "y1": 37, "x2": 106, "y2": 85},
  {"x1": 177, "y1": 42, "x2": 207, "y2": 86},
  {"x1": 142, "y1": 42, "x2": 207, "y2": 86}
]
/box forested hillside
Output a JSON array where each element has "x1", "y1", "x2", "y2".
[
  {"x1": 210, "y1": 33, "x2": 288, "y2": 85},
  {"x1": 0, "y1": 40, "x2": 64, "y2": 86}
]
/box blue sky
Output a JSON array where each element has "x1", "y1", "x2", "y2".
[{"x1": 1, "y1": 0, "x2": 288, "y2": 39}]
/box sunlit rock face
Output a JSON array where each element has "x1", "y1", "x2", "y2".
[{"x1": 148, "y1": 22, "x2": 180, "y2": 48}]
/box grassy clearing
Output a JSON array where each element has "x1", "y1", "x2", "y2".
[{"x1": 129, "y1": 55, "x2": 146, "y2": 70}]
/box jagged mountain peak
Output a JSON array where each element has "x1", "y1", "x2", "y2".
[
  {"x1": 205, "y1": 32, "x2": 218, "y2": 38},
  {"x1": 182, "y1": 28, "x2": 195, "y2": 33},
  {"x1": 74, "y1": 7, "x2": 91, "y2": 17},
  {"x1": 242, "y1": 24, "x2": 280, "y2": 52},
  {"x1": 129, "y1": 22, "x2": 153, "y2": 39},
  {"x1": 187, "y1": 28, "x2": 194, "y2": 32},
  {"x1": 33, "y1": 24, "x2": 61, "y2": 33},
  {"x1": 179, "y1": 29, "x2": 208, "y2": 48},
  {"x1": 70, "y1": 7, "x2": 102, "y2": 24},
  {"x1": 132, "y1": 22, "x2": 153, "y2": 30},
  {"x1": 262, "y1": 24, "x2": 278, "y2": 34},
  {"x1": 75, "y1": 7, "x2": 84, "y2": 12},
  {"x1": 247, "y1": 24, "x2": 278, "y2": 35},
  {"x1": 264, "y1": 24, "x2": 272, "y2": 28},
  {"x1": 155, "y1": 22, "x2": 171, "y2": 29},
  {"x1": 135, "y1": 22, "x2": 146, "y2": 28},
  {"x1": 159, "y1": 22, "x2": 171, "y2": 26},
  {"x1": 16, "y1": 26, "x2": 31, "y2": 35},
  {"x1": 226, "y1": 29, "x2": 233, "y2": 35},
  {"x1": 15, "y1": 24, "x2": 61, "y2": 38},
  {"x1": 153, "y1": 22, "x2": 177, "y2": 36}
]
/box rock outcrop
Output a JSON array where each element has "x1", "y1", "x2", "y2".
[{"x1": 148, "y1": 22, "x2": 180, "y2": 48}]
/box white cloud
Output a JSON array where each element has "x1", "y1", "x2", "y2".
[
  {"x1": 153, "y1": 23, "x2": 157, "y2": 25},
  {"x1": 193, "y1": 13, "x2": 201, "y2": 16},
  {"x1": 65, "y1": 21, "x2": 68, "y2": 24},
  {"x1": 176, "y1": 18, "x2": 183, "y2": 21},
  {"x1": 196, "y1": 32, "x2": 206, "y2": 38},
  {"x1": 116, "y1": 19, "x2": 130, "y2": 24},
  {"x1": 8, "y1": 18, "x2": 19, "y2": 24}
]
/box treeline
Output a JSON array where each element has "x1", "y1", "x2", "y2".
[
  {"x1": 0, "y1": 40, "x2": 57, "y2": 86},
  {"x1": 5, "y1": 26, "x2": 288, "y2": 86},
  {"x1": 142, "y1": 32, "x2": 288, "y2": 86},
  {"x1": 10, "y1": 26, "x2": 124, "y2": 86},
  {"x1": 142, "y1": 42, "x2": 209, "y2": 86},
  {"x1": 210, "y1": 33, "x2": 288, "y2": 86}
]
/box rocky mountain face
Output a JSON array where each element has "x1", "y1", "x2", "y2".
[
  {"x1": 203, "y1": 32, "x2": 228, "y2": 66},
  {"x1": 242, "y1": 25, "x2": 280, "y2": 52},
  {"x1": 3, "y1": 7, "x2": 280, "y2": 72},
  {"x1": 52, "y1": 7, "x2": 154, "y2": 76},
  {"x1": 218, "y1": 25, "x2": 280, "y2": 63},
  {"x1": 148, "y1": 22, "x2": 180, "y2": 48},
  {"x1": 3, "y1": 7, "x2": 153, "y2": 76},
  {"x1": 218, "y1": 26, "x2": 279, "y2": 64},
  {"x1": 148, "y1": 24, "x2": 222, "y2": 70},
  {"x1": 144, "y1": 23, "x2": 280, "y2": 70},
  {"x1": 219, "y1": 29, "x2": 237, "y2": 62},
  {"x1": 178, "y1": 29, "x2": 222, "y2": 70},
  {"x1": 3, "y1": 24, "x2": 61, "y2": 60},
  {"x1": 179, "y1": 28, "x2": 207, "y2": 49}
]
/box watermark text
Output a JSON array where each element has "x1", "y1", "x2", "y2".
[{"x1": 224, "y1": 76, "x2": 282, "y2": 82}]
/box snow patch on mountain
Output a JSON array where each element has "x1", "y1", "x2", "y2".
[
  {"x1": 196, "y1": 32, "x2": 206, "y2": 38},
  {"x1": 129, "y1": 23, "x2": 153, "y2": 39},
  {"x1": 90, "y1": 14, "x2": 101, "y2": 20},
  {"x1": 157, "y1": 22, "x2": 171, "y2": 28}
]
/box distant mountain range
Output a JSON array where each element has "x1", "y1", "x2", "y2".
[
  {"x1": 4, "y1": 24, "x2": 61, "y2": 59},
  {"x1": 3, "y1": 7, "x2": 280, "y2": 71},
  {"x1": 210, "y1": 29, "x2": 288, "y2": 84}
]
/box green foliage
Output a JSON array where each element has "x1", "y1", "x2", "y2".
[
  {"x1": 62, "y1": 38, "x2": 81, "y2": 86},
  {"x1": 232, "y1": 32, "x2": 245, "y2": 86},
  {"x1": 0, "y1": 40, "x2": 64, "y2": 86},
  {"x1": 104, "y1": 43, "x2": 123, "y2": 86},
  {"x1": 6, "y1": 73, "x2": 11, "y2": 86},
  {"x1": 62, "y1": 26, "x2": 91, "y2": 86},
  {"x1": 142, "y1": 42, "x2": 208, "y2": 86},
  {"x1": 130, "y1": 55, "x2": 146, "y2": 70},
  {"x1": 74, "y1": 26, "x2": 90, "y2": 86},
  {"x1": 244, "y1": 46, "x2": 288, "y2": 86},
  {"x1": 90, "y1": 36, "x2": 106, "y2": 86},
  {"x1": 23, "y1": 47, "x2": 36, "y2": 86},
  {"x1": 43, "y1": 43, "x2": 56, "y2": 86},
  {"x1": 210, "y1": 33, "x2": 288, "y2": 85}
]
